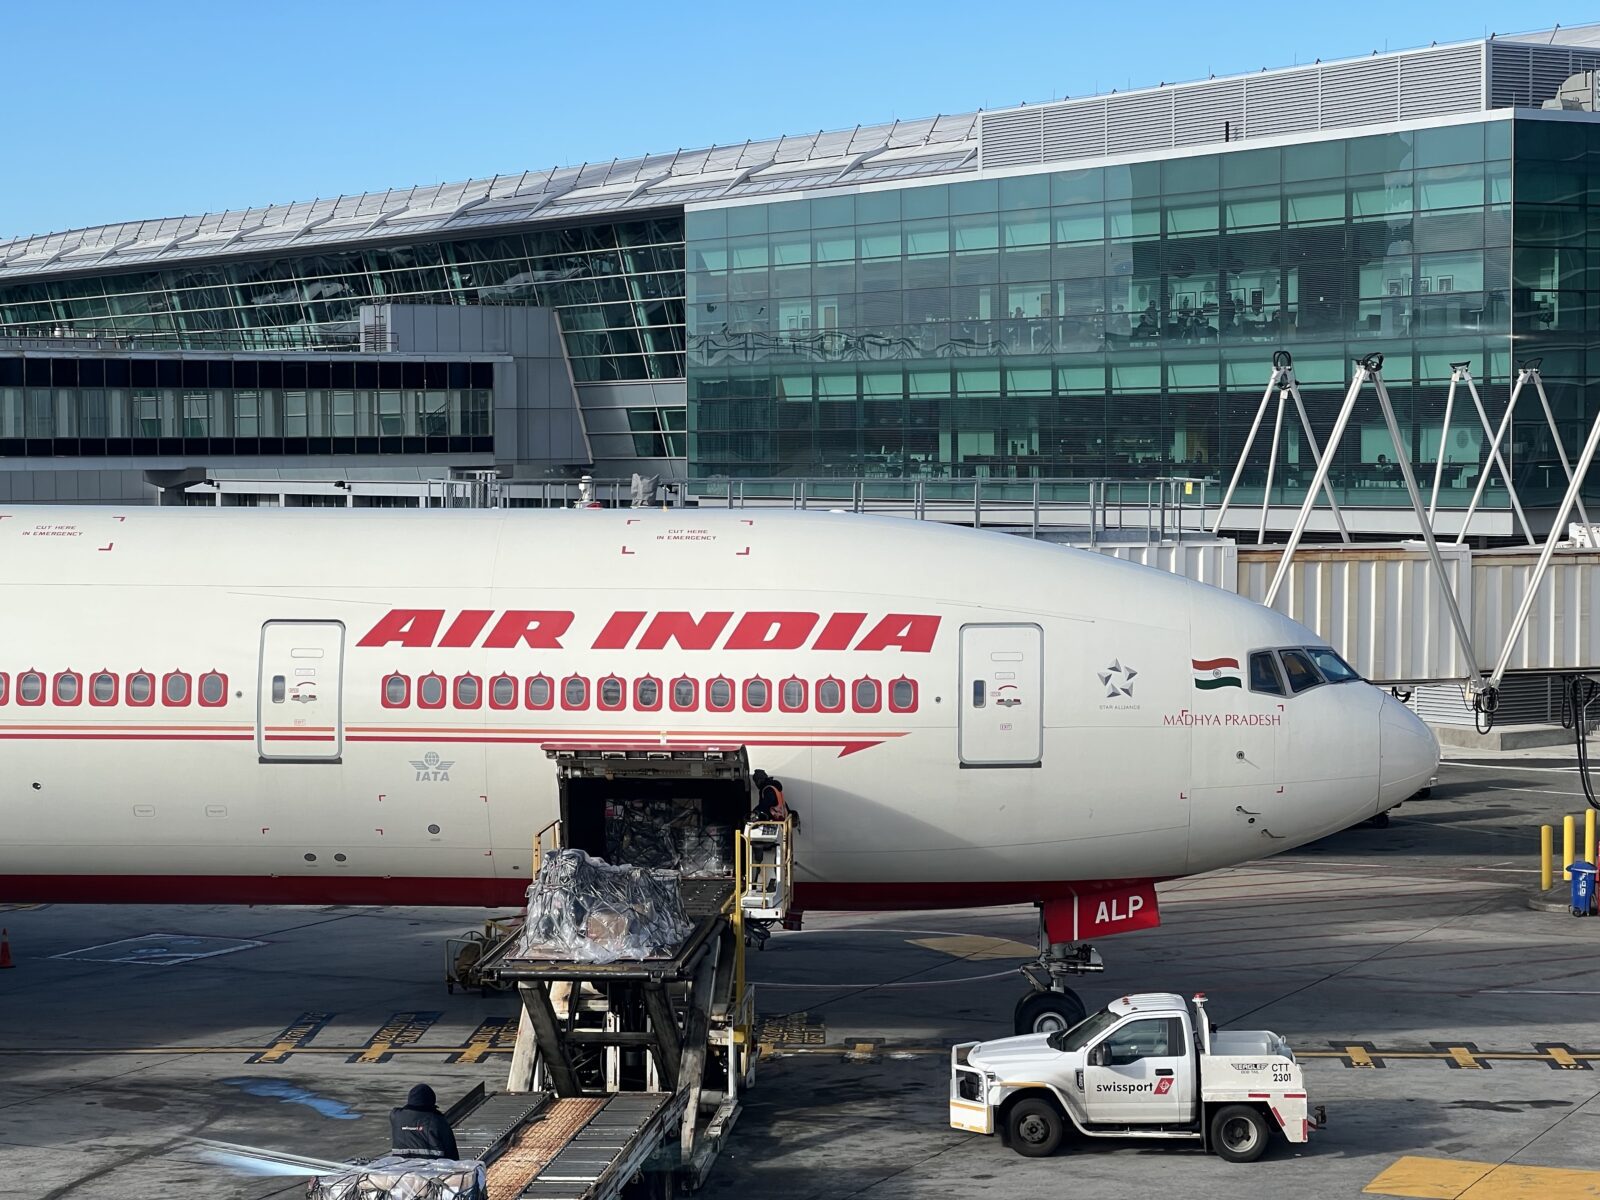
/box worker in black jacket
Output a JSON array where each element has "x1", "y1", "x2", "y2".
[{"x1": 389, "y1": 1083, "x2": 460, "y2": 1160}]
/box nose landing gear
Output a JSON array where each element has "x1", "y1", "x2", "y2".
[{"x1": 1013, "y1": 908, "x2": 1105, "y2": 1036}]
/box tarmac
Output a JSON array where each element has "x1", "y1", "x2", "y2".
[{"x1": 5, "y1": 746, "x2": 1600, "y2": 1199}]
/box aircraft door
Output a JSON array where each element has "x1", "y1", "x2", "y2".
[
  {"x1": 257, "y1": 621, "x2": 345, "y2": 762},
  {"x1": 959, "y1": 623, "x2": 1043, "y2": 767}
]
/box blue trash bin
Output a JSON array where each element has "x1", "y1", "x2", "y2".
[{"x1": 1571, "y1": 861, "x2": 1597, "y2": 917}]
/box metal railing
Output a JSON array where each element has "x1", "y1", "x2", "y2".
[
  {"x1": 422, "y1": 472, "x2": 1215, "y2": 541},
  {"x1": 0, "y1": 324, "x2": 363, "y2": 353}
]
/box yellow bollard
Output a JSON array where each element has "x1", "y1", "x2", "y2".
[
  {"x1": 1587, "y1": 810, "x2": 1596, "y2": 870},
  {"x1": 1543, "y1": 824, "x2": 1555, "y2": 892},
  {"x1": 1564, "y1": 814, "x2": 1577, "y2": 881}
]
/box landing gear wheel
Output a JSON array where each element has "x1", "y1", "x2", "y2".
[
  {"x1": 1209, "y1": 1104, "x2": 1270, "y2": 1163},
  {"x1": 1013, "y1": 989, "x2": 1087, "y2": 1037},
  {"x1": 1005, "y1": 1098, "x2": 1065, "y2": 1157}
]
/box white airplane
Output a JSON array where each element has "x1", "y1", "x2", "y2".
[{"x1": 0, "y1": 507, "x2": 1435, "y2": 1029}]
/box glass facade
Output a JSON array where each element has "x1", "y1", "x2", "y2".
[
  {"x1": 0, "y1": 217, "x2": 686, "y2": 383},
  {"x1": 686, "y1": 120, "x2": 1539, "y2": 508},
  {"x1": 0, "y1": 356, "x2": 494, "y2": 458}
]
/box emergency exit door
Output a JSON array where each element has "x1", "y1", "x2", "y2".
[
  {"x1": 257, "y1": 621, "x2": 345, "y2": 762},
  {"x1": 959, "y1": 623, "x2": 1043, "y2": 767}
]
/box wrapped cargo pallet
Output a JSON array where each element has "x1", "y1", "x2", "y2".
[
  {"x1": 307, "y1": 1156, "x2": 486, "y2": 1200},
  {"x1": 515, "y1": 848, "x2": 692, "y2": 964}
]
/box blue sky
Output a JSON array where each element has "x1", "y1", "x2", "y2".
[{"x1": 0, "y1": 1, "x2": 1591, "y2": 240}]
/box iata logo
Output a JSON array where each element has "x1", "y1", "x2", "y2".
[{"x1": 410, "y1": 751, "x2": 455, "y2": 782}]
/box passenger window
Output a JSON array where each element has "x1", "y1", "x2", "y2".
[
  {"x1": 129, "y1": 673, "x2": 155, "y2": 705},
  {"x1": 0, "y1": 673, "x2": 8, "y2": 704},
  {"x1": 92, "y1": 673, "x2": 117, "y2": 704},
  {"x1": 563, "y1": 676, "x2": 589, "y2": 708},
  {"x1": 779, "y1": 677, "x2": 807, "y2": 712},
  {"x1": 199, "y1": 672, "x2": 227, "y2": 706},
  {"x1": 419, "y1": 674, "x2": 445, "y2": 708},
  {"x1": 454, "y1": 674, "x2": 481, "y2": 708},
  {"x1": 852, "y1": 678, "x2": 881, "y2": 712},
  {"x1": 743, "y1": 678, "x2": 769, "y2": 710},
  {"x1": 889, "y1": 677, "x2": 918, "y2": 712},
  {"x1": 634, "y1": 677, "x2": 661, "y2": 710},
  {"x1": 384, "y1": 674, "x2": 410, "y2": 707},
  {"x1": 54, "y1": 672, "x2": 82, "y2": 705},
  {"x1": 707, "y1": 678, "x2": 734, "y2": 710},
  {"x1": 491, "y1": 675, "x2": 517, "y2": 708},
  {"x1": 526, "y1": 675, "x2": 553, "y2": 709},
  {"x1": 671, "y1": 677, "x2": 698, "y2": 710},
  {"x1": 1279, "y1": 649, "x2": 1324, "y2": 694},
  {"x1": 816, "y1": 678, "x2": 844, "y2": 711},
  {"x1": 1249, "y1": 651, "x2": 1284, "y2": 695},
  {"x1": 1307, "y1": 647, "x2": 1360, "y2": 683},
  {"x1": 599, "y1": 676, "x2": 625, "y2": 709},
  {"x1": 1102, "y1": 1018, "x2": 1174, "y2": 1066},
  {"x1": 19, "y1": 671, "x2": 43, "y2": 704},
  {"x1": 163, "y1": 672, "x2": 191, "y2": 706}
]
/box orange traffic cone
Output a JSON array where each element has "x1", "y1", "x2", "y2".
[{"x1": 0, "y1": 929, "x2": 13, "y2": 969}]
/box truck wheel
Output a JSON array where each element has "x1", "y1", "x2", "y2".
[
  {"x1": 1210, "y1": 1105, "x2": 1270, "y2": 1163},
  {"x1": 1014, "y1": 990, "x2": 1087, "y2": 1037},
  {"x1": 1006, "y1": 1098, "x2": 1064, "y2": 1157}
]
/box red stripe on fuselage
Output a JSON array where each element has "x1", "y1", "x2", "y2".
[{"x1": 0, "y1": 874, "x2": 1158, "y2": 912}]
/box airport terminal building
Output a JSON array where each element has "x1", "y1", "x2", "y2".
[{"x1": 1, "y1": 25, "x2": 1598, "y2": 525}]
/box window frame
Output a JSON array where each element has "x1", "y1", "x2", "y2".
[
  {"x1": 669, "y1": 674, "x2": 699, "y2": 712},
  {"x1": 888, "y1": 675, "x2": 920, "y2": 713},
  {"x1": 17, "y1": 669, "x2": 45, "y2": 707},
  {"x1": 198, "y1": 670, "x2": 229, "y2": 708},
  {"x1": 778, "y1": 675, "x2": 809, "y2": 713},
  {"x1": 417, "y1": 671, "x2": 448, "y2": 710},
  {"x1": 851, "y1": 675, "x2": 883, "y2": 714},
  {"x1": 382, "y1": 671, "x2": 411, "y2": 709},
  {"x1": 0, "y1": 671, "x2": 8, "y2": 705},
  {"x1": 126, "y1": 670, "x2": 155, "y2": 707},
  {"x1": 1278, "y1": 648, "x2": 1325, "y2": 694},
  {"x1": 525, "y1": 673, "x2": 554, "y2": 711},
  {"x1": 633, "y1": 674, "x2": 663, "y2": 712},
  {"x1": 816, "y1": 675, "x2": 845, "y2": 713},
  {"x1": 489, "y1": 673, "x2": 519, "y2": 710},
  {"x1": 52, "y1": 670, "x2": 83, "y2": 707},
  {"x1": 706, "y1": 675, "x2": 736, "y2": 713},
  {"x1": 741, "y1": 676, "x2": 773, "y2": 713},
  {"x1": 560, "y1": 674, "x2": 591, "y2": 711},
  {"x1": 161, "y1": 670, "x2": 193, "y2": 707},
  {"x1": 598, "y1": 674, "x2": 627, "y2": 712},
  {"x1": 89, "y1": 670, "x2": 118, "y2": 707},
  {"x1": 1248, "y1": 650, "x2": 1285, "y2": 696},
  {"x1": 452, "y1": 672, "x2": 484, "y2": 710}
]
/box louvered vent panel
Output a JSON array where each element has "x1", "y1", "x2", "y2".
[
  {"x1": 1105, "y1": 91, "x2": 1174, "y2": 153},
  {"x1": 1244, "y1": 71, "x2": 1320, "y2": 137},
  {"x1": 1399, "y1": 43, "x2": 1484, "y2": 118},
  {"x1": 1174, "y1": 79, "x2": 1245, "y2": 146},
  {"x1": 1488, "y1": 44, "x2": 1534, "y2": 106},
  {"x1": 1042, "y1": 100, "x2": 1107, "y2": 161},
  {"x1": 980, "y1": 109, "x2": 1044, "y2": 167},
  {"x1": 1320, "y1": 57, "x2": 1401, "y2": 127},
  {"x1": 1531, "y1": 50, "x2": 1582, "y2": 107}
]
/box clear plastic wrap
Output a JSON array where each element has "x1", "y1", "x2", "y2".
[
  {"x1": 676, "y1": 824, "x2": 731, "y2": 879},
  {"x1": 604, "y1": 799, "x2": 681, "y2": 870},
  {"x1": 514, "y1": 849, "x2": 693, "y2": 964},
  {"x1": 308, "y1": 1157, "x2": 486, "y2": 1200}
]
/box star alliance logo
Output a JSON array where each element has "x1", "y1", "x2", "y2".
[
  {"x1": 410, "y1": 751, "x2": 455, "y2": 782},
  {"x1": 1098, "y1": 659, "x2": 1137, "y2": 699}
]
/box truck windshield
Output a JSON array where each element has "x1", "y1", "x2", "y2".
[{"x1": 1046, "y1": 1007, "x2": 1119, "y2": 1052}]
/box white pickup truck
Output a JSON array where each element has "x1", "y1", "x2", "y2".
[{"x1": 950, "y1": 992, "x2": 1322, "y2": 1161}]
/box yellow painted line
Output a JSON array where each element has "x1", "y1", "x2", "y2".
[
  {"x1": 1338, "y1": 1044, "x2": 1376, "y2": 1067},
  {"x1": 906, "y1": 934, "x2": 1038, "y2": 961},
  {"x1": 1366, "y1": 1156, "x2": 1600, "y2": 1199},
  {"x1": 1547, "y1": 1046, "x2": 1581, "y2": 1069},
  {"x1": 1443, "y1": 1046, "x2": 1484, "y2": 1069}
]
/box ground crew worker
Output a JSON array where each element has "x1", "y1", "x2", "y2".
[
  {"x1": 389, "y1": 1083, "x2": 460, "y2": 1160},
  {"x1": 752, "y1": 769, "x2": 787, "y2": 821}
]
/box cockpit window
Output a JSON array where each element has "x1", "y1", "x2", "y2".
[
  {"x1": 1249, "y1": 651, "x2": 1285, "y2": 695},
  {"x1": 1279, "y1": 649, "x2": 1324, "y2": 693},
  {"x1": 1307, "y1": 647, "x2": 1361, "y2": 683}
]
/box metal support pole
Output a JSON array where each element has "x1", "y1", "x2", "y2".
[
  {"x1": 1428, "y1": 366, "x2": 1460, "y2": 525},
  {"x1": 1529, "y1": 366, "x2": 1592, "y2": 530},
  {"x1": 1543, "y1": 824, "x2": 1555, "y2": 892},
  {"x1": 1213, "y1": 362, "x2": 1282, "y2": 534},
  {"x1": 1285, "y1": 381, "x2": 1352, "y2": 543},
  {"x1": 1456, "y1": 367, "x2": 1535, "y2": 545},
  {"x1": 1565, "y1": 813, "x2": 1576, "y2": 881},
  {"x1": 1485, "y1": 401, "x2": 1600, "y2": 692},
  {"x1": 1257, "y1": 387, "x2": 1287, "y2": 546},
  {"x1": 1369, "y1": 367, "x2": 1482, "y2": 681},
  {"x1": 1265, "y1": 367, "x2": 1368, "y2": 607}
]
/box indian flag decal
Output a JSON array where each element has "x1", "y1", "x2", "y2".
[{"x1": 1193, "y1": 657, "x2": 1242, "y2": 690}]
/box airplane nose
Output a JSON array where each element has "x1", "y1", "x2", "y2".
[{"x1": 1378, "y1": 694, "x2": 1439, "y2": 811}]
